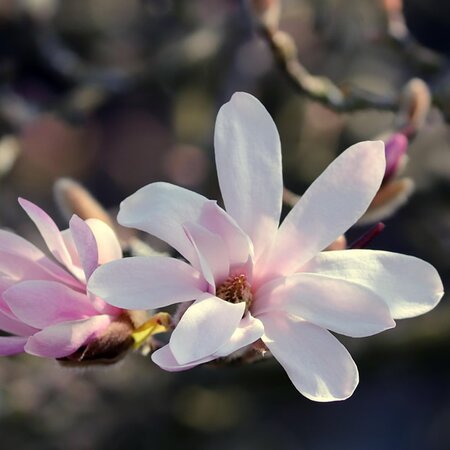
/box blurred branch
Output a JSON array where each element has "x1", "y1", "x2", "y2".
[
  {"x1": 256, "y1": 21, "x2": 450, "y2": 122},
  {"x1": 259, "y1": 25, "x2": 398, "y2": 112}
]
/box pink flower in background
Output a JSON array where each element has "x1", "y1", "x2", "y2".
[
  {"x1": 89, "y1": 92, "x2": 443, "y2": 401},
  {"x1": 0, "y1": 198, "x2": 124, "y2": 359}
]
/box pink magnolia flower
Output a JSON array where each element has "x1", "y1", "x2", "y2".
[
  {"x1": 89, "y1": 92, "x2": 443, "y2": 401},
  {"x1": 0, "y1": 198, "x2": 127, "y2": 361}
]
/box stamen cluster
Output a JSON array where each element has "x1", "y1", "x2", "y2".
[{"x1": 216, "y1": 274, "x2": 253, "y2": 311}]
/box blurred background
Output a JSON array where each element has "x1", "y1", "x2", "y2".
[{"x1": 0, "y1": 0, "x2": 450, "y2": 449}]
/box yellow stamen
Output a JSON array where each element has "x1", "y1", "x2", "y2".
[{"x1": 131, "y1": 312, "x2": 171, "y2": 349}]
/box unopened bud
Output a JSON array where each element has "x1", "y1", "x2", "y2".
[
  {"x1": 397, "y1": 78, "x2": 431, "y2": 136},
  {"x1": 54, "y1": 178, "x2": 114, "y2": 228},
  {"x1": 359, "y1": 178, "x2": 414, "y2": 225},
  {"x1": 384, "y1": 132, "x2": 408, "y2": 183}
]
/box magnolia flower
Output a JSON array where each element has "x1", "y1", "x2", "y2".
[
  {"x1": 0, "y1": 198, "x2": 140, "y2": 363},
  {"x1": 89, "y1": 92, "x2": 443, "y2": 401}
]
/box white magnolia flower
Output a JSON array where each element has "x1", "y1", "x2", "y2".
[{"x1": 89, "y1": 92, "x2": 443, "y2": 401}]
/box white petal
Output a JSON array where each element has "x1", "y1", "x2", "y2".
[
  {"x1": 214, "y1": 92, "x2": 282, "y2": 262},
  {"x1": 265, "y1": 141, "x2": 385, "y2": 278},
  {"x1": 170, "y1": 294, "x2": 245, "y2": 365},
  {"x1": 85, "y1": 218, "x2": 122, "y2": 264},
  {"x1": 118, "y1": 182, "x2": 209, "y2": 264},
  {"x1": 302, "y1": 249, "x2": 444, "y2": 319},
  {"x1": 198, "y1": 202, "x2": 253, "y2": 272},
  {"x1": 254, "y1": 273, "x2": 395, "y2": 337},
  {"x1": 214, "y1": 313, "x2": 264, "y2": 357},
  {"x1": 184, "y1": 222, "x2": 230, "y2": 289},
  {"x1": 88, "y1": 256, "x2": 207, "y2": 310},
  {"x1": 261, "y1": 312, "x2": 359, "y2": 401},
  {"x1": 151, "y1": 344, "x2": 214, "y2": 372}
]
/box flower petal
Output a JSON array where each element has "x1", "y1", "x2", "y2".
[
  {"x1": 261, "y1": 312, "x2": 359, "y2": 401},
  {"x1": 0, "y1": 311, "x2": 37, "y2": 336},
  {"x1": 18, "y1": 198, "x2": 73, "y2": 269},
  {"x1": 0, "y1": 336, "x2": 27, "y2": 355},
  {"x1": 88, "y1": 256, "x2": 207, "y2": 310},
  {"x1": 214, "y1": 313, "x2": 264, "y2": 357},
  {"x1": 265, "y1": 141, "x2": 385, "y2": 278},
  {"x1": 198, "y1": 202, "x2": 253, "y2": 274},
  {"x1": 118, "y1": 182, "x2": 209, "y2": 263},
  {"x1": 0, "y1": 230, "x2": 82, "y2": 290},
  {"x1": 69, "y1": 215, "x2": 98, "y2": 280},
  {"x1": 170, "y1": 294, "x2": 245, "y2": 365},
  {"x1": 151, "y1": 344, "x2": 214, "y2": 372},
  {"x1": 24, "y1": 315, "x2": 112, "y2": 358},
  {"x1": 214, "y1": 92, "x2": 282, "y2": 262},
  {"x1": 184, "y1": 222, "x2": 229, "y2": 288},
  {"x1": 4, "y1": 280, "x2": 99, "y2": 328},
  {"x1": 255, "y1": 273, "x2": 395, "y2": 337},
  {"x1": 302, "y1": 249, "x2": 444, "y2": 319},
  {"x1": 85, "y1": 218, "x2": 122, "y2": 264}
]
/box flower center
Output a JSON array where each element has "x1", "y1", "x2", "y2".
[{"x1": 216, "y1": 274, "x2": 253, "y2": 312}]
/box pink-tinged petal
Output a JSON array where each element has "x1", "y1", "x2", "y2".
[
  {"x1": 261, "y1": 312, "x2": 359, "y2": 401},
  {"x1": 85, "y1": 218, "x2": 122, "y2": 264},
  {"x1": 0, "y1": 230, "x2": 82, "y2": 290},
  {"x1": 198, "y1": 202, "x2": 253, "y2": 274},
  {"x1": 151, "y1": 344, "x2": 214, "y2": 372},
  {"x1": 18, "y1": 198, "x2": 73, "y2": 269},
  {"x1": 255, "y1": 273, "x2": 394, "y2": 337},
  {"x1": 69, "y1": 215, "x2": 98, "y2": 280},
  {"x1": 213, "y1": 313, "x2": 264, "y2": 357},
  {"x1": 184, "y1": 222, "x2": 229, "y2": 288},
  {"x1": 24, "y1": 315, "x2": 112, "y2": 358},
  {"x1": 0, "y1": 336, "x2": 27, "y2": 355},
  {"x1": 0, "y1": 311, "x2": 37, "y2": 336},
  {"x1": 302, "y1": 249, "x2": 444, "y2": 319},
  {"x1": 170, "y1": 294, "x2": 245, "y2": 365},
  {"x1": 265, "y1": 141, "x2": 386, "y2": 278},
  {"x1": 214, "y1": 92, "x2": 282, "y2": 262},
  {"x1": 0, "y1": 250, "x2": 82, "y2": 292},
  {"x1": 4, "y1": 280, "x2": 99, "y2": 329},
  {"x1": 88, "y1": 256, "x2": 207, "y2": 310},
  {"x1": 118, "y1": 182, "x2": 209, "y2": 264}
]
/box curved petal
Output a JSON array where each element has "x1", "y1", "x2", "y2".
[
  {"x1": 151, "y1": 344, "x2": 214, "y2": 372},
  {"x1": 198, "y1": 202, "x2": 253, "y2": 275},
  {"x1": 170, "y1": 294, "x2": 245, "y2": 365},
  {"x1": 302, "y1": 249, "x2": 444, "y2": 319},
  {"x1": 18, "y1": 198, "x2": 73, "y2": 269},
  {"x1": 265, "y1": 141, "x2": 386, "y2": 278},
  {"x1": 214, "y1": 92, "x2": 282, "y2": 262},
  {"x1": 261, "y1": 312, "x2": 359, "y2": 402},
  {"x1": 0, "y1": 336, "x2": 27, "y2": 355},
  {"x1": 24, "y1": 315, "x2": 112, "y2": 358},
  {"x1": 184, "y1": 222, "x2": 229, "y2": 288},
  {"x1": 0, "y1": 311, "x2": 38, "y2": 336},
  {"x1": 4, "y1": 280, "x2": 99, "y2": 329},
  {"x1": 0, "y1": 230, "x2": 82, "y2": 290},
  {"x1": 254, "y1": 273, "x2": 394, "y2": 337},
  {"x1": 88, "y1": 256, "x2": 207, "y2": 310},
  {"x1": 118, "y1": 182, "x2": 209, "y2": 264},
  {"x1": 0, "y1": 250, "x2": 83, "y2": 293},
  {"x1": 214, "y1": 313, "x2": 264, "y2": 357},
  {"x1": 85, "y1": 218, "x2": 122, "y2": 264},
  {"x1": 69, "y1": 215, "x2": 98, "y2": 280}
]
